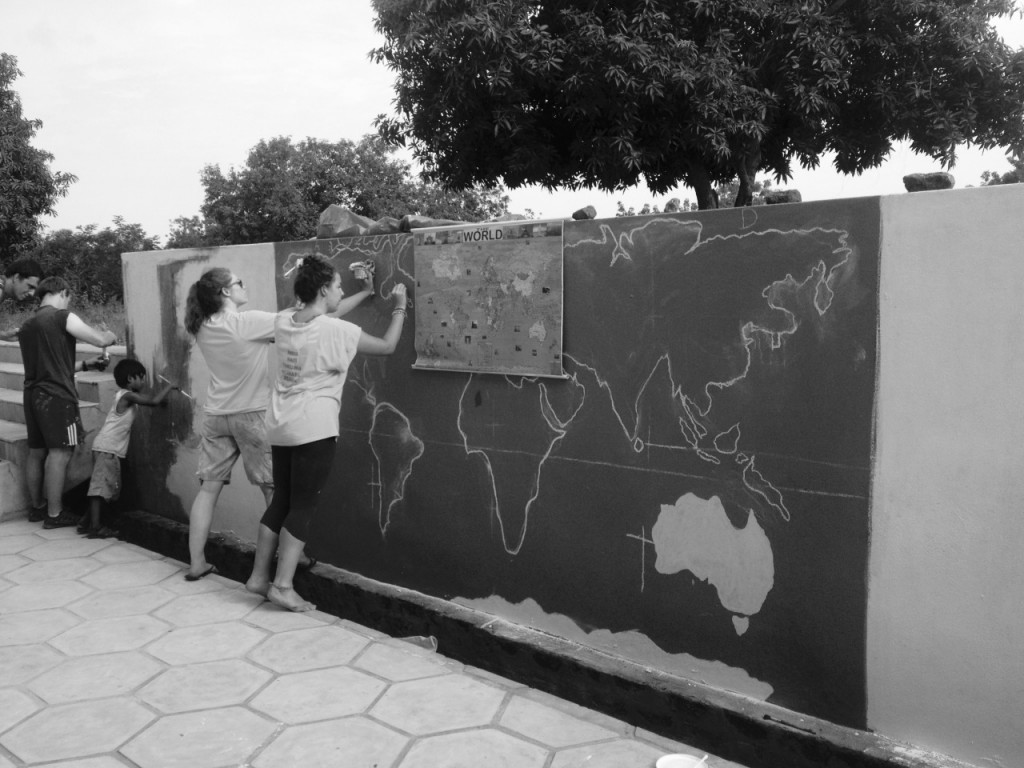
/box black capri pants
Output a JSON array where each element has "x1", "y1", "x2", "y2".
[{"x1": 260, "y1": 437, "x2": 337, "y2": 542}]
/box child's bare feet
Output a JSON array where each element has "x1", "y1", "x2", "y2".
[
  {"x1": 245, "y1": 577, "x2": 270, "y2": 598},
  {"x1": 268, "y1": 584, "x2": 315, "y2": 612}
]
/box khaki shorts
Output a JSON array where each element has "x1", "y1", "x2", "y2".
[
  {"x1": 197, "y1": 410, "x2": 273, "y2": 487},
  {"x1": 87, "y1": 451, "x2": 122, "y2": 501}
]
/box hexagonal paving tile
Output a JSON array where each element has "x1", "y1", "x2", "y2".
[
  {"x1": 20, "y1": 537, "x2": 112, "y2": 561},
  {"x1": 245, "y1": 602, "x2": 330, "y2": 632},
  {"x1": 499, "y1": 694, "x2": 618, "y2": 747},
  {"x1": 371, "y1": 674, "x2": 506, "y2": 734},
  {"x1": 5, "y1": 557, "x2": 101, "y2": 583},
  {"x1": 92, "y1": 542, "x2": 160, "y2": 563},
  {"x1": 0, "y1": 643, "x2": 63, "y2": 684},
  {"x1": 250, "y1": 666, "x2": 387, "y2": 723},
  {"x1": 0, "y1": 535, "x2": 41, "y2": 555},
  {"x1": 137, "y1": 658, "x2": 271, "y2": 713},
  {"x1": 154, "y1": 588, "x2": 264, "y2": 627},
  {"x1": 68, "y1": 584, "x2": 176, "y2": 619},
  {"x1": 35, "y1": 525, "x2": 86, "y2": 540},
  {"x1": 29, "y1": 651, "x2": 164, "y2": 703},
  {"x1": 0, "y1": 519, "x2": 38, "y2": 537},
  {"x1": 121, "y1": 706, "x2": 275, "y2": 768},
  {"x1": 81, "y1": 559, "x2": 181, "y2": 589},
  {"x1": 49, "y1": 614, "x2": 170, "y2": 655},
  {"x1": 248, "y1": 624, "x2": 370, "y2": 673},
  {"x1": 0, "y1": 608, "x2": 80, "y2": 647},
  {"x1": 0, "y1": 554, "x2": 28, "y2": 575},
  {"x1": 354, "y1": 640, "x2": 453, "y2": 681},
  {"x1": 399, "y1": 728, "x2": 550, "y2": 768},
  {"x1": 253, "y1": 716, "x2": 408, "y2": 768},
  {"x1": 550, "y1": 738, "x2": 666, "y2": 768},
  {"x1": 0, "y1": 579, "x2": 93, "y2": 612},
  {"x1": 146, "y1": 621, "x2": 267, "y2": 665},
  {"x1": 0, "y1": 698, "x2": 154, "y2": 763},
  {"x1": 0, "y1": 689, "x2": 40, "y2": 733}
]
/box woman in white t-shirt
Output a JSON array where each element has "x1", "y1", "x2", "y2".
[
  {"x1": 182, "y1": 268, "x2": 277, "y2": 580},
  {"x1": 244, "y1": 254, "x2": 408, "y2": 612}
]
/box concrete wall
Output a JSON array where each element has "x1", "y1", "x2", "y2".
[
  {"x1": 121, "y1": 243, "x2": 280, "y2": 540},
  {"x1": 868, "y1": 185, "x2": 1024, "y2": 765},
  {"x1": 122, "y1": 185, "x2": 1024, "y2": 767}
]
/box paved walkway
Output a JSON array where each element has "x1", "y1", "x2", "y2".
[{"x1": 0, "y1": 517, "x2": 744, "y2": 768}]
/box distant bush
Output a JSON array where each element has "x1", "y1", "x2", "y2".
[{"x1": 26, "y1": 217, "x2": 158, "y2": 304}]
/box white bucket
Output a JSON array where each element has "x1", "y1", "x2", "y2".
[{"x1": 655, "y1": 755, "x2": 708, "y2": 768}]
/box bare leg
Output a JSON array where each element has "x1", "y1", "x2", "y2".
[
  {"x1": 26, "y1": 448, "x2": 46, "y2": 508},
  {"x1": 245, "y1": 523, "x2": 278, "y2": 597},
  {"x1": 268, "y1": 527, "x2": 315, "y2": 612},
  {"x1": 43, "y1": 449, "x2": 72, "y2": 516},
  {"x1": 187, "y1": 481, "x2": 223, "y2": 578},
  {"x1": 89, "y1": 496, "x2": 102, "y2": 529}
]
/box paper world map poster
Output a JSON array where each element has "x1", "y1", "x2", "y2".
[{"x1": 412, "y1": 220, "x2": 565, "y2": 377}]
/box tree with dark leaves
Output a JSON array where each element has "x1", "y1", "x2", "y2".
[{"x1": 372, "y1": 0, "x2": 1024, "y2": 208}]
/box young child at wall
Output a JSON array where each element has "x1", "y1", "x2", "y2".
[{"x1": 79, "y1": 359, "x2": 176, "y2": 538}]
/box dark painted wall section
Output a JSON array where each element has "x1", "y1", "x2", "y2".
[{"x1": 264, "y1": 199, "x2": 879, "y2": 729}]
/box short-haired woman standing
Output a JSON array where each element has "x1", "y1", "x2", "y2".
[{"x1": 245, "y1": 254, "x2": 407, "y2": 611}]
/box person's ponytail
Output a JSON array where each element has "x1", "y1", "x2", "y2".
[{"x1": 184, "y1": 268, "x2": 232, "y2": 336}]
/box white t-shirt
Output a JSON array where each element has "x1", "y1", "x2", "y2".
[
  {"x1": 196, "y1": 309, "x2": 276, "y2": 414},
  {"x1": 266, "y1": 309, "x2": 362, "y2": 446}
]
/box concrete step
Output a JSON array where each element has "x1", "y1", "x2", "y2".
[
  {"x1": 0, "y1": 418, "x2": 28, "y2": 464},
  {"x1": 0, "y1": 459, "x2": 30, "y2": 519},
  {"x1": 0, "y1": 387, "x2": 104, "y2": 432},
  {"x1": 0, "y1": 362, "x2": 119, "y2": 412},
  {"x1": 0, "y1": 362, "x2": 22, "y2": 390},
  {"x1": 0, "y1": 341, "x2": 127, "y2": 366}
]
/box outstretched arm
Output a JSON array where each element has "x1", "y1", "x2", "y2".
[
  {"x1": 122, "y1": 383, "x2": 175, "y2": 409},
  {"x1": 356, "y1": 284, "x2": 408, "y2": 355},
  {"x1": 331, "y1": 272, "x2": 376, "y2": 319},
  {"x1": 66, "y1": 313, "x2": 117, "y2": 348}
]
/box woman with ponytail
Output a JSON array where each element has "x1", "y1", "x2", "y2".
[
  {"x1": 244, "y1": 254, "x2": 407, "y2": 611},
  {"x1": 182, "y1": 267, "x2": 278, "y2": 580}
]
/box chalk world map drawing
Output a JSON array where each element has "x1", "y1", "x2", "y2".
[
  {"x1": 412, "y1": 221, "x2": 565, "y2": 377},
  {"x1": 455, "y1": 209, "x2": 865, "y2": 634}
]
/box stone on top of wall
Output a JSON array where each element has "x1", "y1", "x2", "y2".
[
  {"x1": 572, "y1": 205, "x2": 597, "y2": 220},
  {"x1": 400, "y1": 214, "x2": 468, "y2": 231},
  {"x1": 317, "y1": 205, "x2": 376, "y2": 238},
  {"x1": 764, "y1": 190, "x2": 803, "y2": 205},
  {"x1": 902, "y1": 172, "x2": 955, "y2": 192}
]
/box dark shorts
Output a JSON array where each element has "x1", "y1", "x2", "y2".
[{"x1": 24, "y1": 389, "x2": 83, "y2": 450}]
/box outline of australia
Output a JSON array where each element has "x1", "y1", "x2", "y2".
[{"x1": 651, "y1": 492, "x2": 774, "y2": 636}]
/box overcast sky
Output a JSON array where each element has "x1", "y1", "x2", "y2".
[{"x1": 4, "y1": 0, "x2": 1024, "y2": 241}]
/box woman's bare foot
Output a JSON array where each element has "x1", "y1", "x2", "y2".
[
  {"x1": 268, "y1": 584, "x2": 316, "y2": 612},
  {"x1": 245, "y1": 577, "x2": 270, "y2": 597}
]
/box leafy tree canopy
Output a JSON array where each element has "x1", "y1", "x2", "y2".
[
  {"x1": 0, "y1": 53, "x2": 76, "y2": 262},
  {"x1": 27, "y1": 217, "x2": 158, "y2": 304},
  {"x1": 174, "y1": 134, "x2": 510, "y2": 247},
  {"x1": 372, "y1": 0, "x2": 1024, "y2": 209}
]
